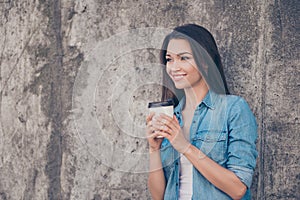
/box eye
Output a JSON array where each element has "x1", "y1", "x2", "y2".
[
  {"x1": 180, "y1": 56, "x2": 190, "y2": 60},
  {"x1": 166, "y1": 58, "x2": 172, "y2": 62}
]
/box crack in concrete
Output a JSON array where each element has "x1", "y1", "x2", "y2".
[{"x1": 44, "y1": 0, "x2": 64, "y2": 198}]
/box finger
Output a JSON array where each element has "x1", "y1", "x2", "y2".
[
  {"x1": 147, "y1": 120, "x2": 153, "y2": 128},
  {"x1": 146, "y1": 125, "x2": 156, "y2": 135},
  {"x1": 147, "y1": 121, "x2": 163, "y2": 134},
  {"x1": 151, "y1": 117, "x2": 164, "y2": 127},
  {"x1": 154, "y1": 131, "x2": 171, "y2": 140},
  {"x1": 158, "y1": 113, "x2": 173, "y2": 121},
  {"x1": 147, "y1": 130, "x2": 164, "y2": 139},
  {"x1": 173, "y1": 115, "x2": 179, "y2": 122},
  {"x1": 151, "y1": 122, "x2": 172, "y2": 134},
  {"x1": 152, "y1": 114, "x2": 171, "y2": 125},
  {"x1": 146, "y1": 115, "x2": 153, "y2": 125},
  {"x1": 146, "y1": 112, "x2": 155, "y2": 124},
  {"x1": 146, "y1": 131, "x2": 156, "y2": 138},
  {"x1": 157, "y1": 124, "x2": 173, "y2": 135},
  {"x1": 151, "y1": 116, "x2": 169, "y2": 129},
  {"x1": 157, "y1": 114, "x2": 180, "y2": 131},
  {"x1": 146, "y1": 125, "x2": 155, "y2": 135}
]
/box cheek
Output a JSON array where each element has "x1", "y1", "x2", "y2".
[
  {"x1": 193, "y1": 69, "x2": 202, "y2": 78},
  {"x1": 183, "y1": 61, "x2": 197, "y2": 72},
  {"x1": 189, "y1": 67, "x2": 203, "y2": 80},
  {"x1": 185, "y1": 64, "x2": 199, "y2": 74},
  {"x1": 165, "y1": 65, "x2": 171, "y2": 76}
]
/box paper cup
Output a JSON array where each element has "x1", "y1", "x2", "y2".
[{"x1": 148, "y1": 99, "x2": 174, "y2": 138}]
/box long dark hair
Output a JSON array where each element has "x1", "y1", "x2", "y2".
[{"x1": 160, "y1": 24, "x2": 230, "y2": 106}]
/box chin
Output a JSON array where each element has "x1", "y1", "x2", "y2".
[{"x1": 174, "y1": 83, "x2": 187, "y2": 89}]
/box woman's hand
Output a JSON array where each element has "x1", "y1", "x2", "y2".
[
  {"x1": 151, "y1": 113, "x2": 190, "y2": 154},
  {"x1": 146, "y1": 112, "x2": 164, "y2": 152}
]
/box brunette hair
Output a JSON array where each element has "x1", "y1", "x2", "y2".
[{"x1": 160, "y1": 24, "x2": 230, "y2": 106}]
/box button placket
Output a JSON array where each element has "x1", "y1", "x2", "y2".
[{"x1": 190, "y1": 107, "x2": 207, "y2": 141}]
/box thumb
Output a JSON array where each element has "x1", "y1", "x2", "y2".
[{"x1": 173, "y1": 115, "x2": 178, "y2": 122}]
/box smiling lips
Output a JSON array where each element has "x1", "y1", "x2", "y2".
[{"x1": 171, "y1": 73, "x2": 187, "y2": 81}]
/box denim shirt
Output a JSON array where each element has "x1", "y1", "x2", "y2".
[{"x1": 160, "y1": 90, "x2": 258, "y2": 200}]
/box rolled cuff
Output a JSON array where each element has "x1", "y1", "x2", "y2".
[{"x1": 228, "y1": 165, "x2": 254, "y2": 188}]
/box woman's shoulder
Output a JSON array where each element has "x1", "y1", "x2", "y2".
[
  {"x1": 220, "y1": 94, "x2": 252, "y2": 109},
  {"x1": 221, "y1": 94, "x2": 256, "y2": 124},
  {"x1": 213, "y1": 93, "x2": 255, "y2": 117}
]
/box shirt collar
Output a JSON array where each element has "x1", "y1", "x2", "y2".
[
  {"x1": 174, "y1": 90, "x2": 217, "y2": 115},
  {"x1": 201, "y1": 90, "x2": 217, "y2": 110}
]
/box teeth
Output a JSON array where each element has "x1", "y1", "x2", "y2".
[{"x1": 172, "y1": 74, "x2": 186, "y2": 80}]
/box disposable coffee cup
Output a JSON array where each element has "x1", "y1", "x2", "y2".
[{"x1": 148, "y1": 99, "x2": 174, "y2": 138}]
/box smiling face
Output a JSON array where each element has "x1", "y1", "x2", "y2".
[{"x1": 166, "y1": 39, "x2": 205, "y2": 90}]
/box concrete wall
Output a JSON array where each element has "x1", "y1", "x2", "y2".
[{"x1": 0, "y1": 0, "x2": 299, "y2": 199}]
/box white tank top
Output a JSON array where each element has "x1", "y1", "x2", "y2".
[{"x1": 179, "y1": 153, "x2": 193, "y2": 199}]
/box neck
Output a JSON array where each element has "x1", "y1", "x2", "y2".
[{"x1": 183, "y1": 82, "x2": 209, "y2": 111}]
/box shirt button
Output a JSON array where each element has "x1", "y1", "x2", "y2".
[
  {"x1": 193, "y1": 120, "x2": 196, "y2": 123},
  {"x1": 176, "y1": 183, "x2": 178, "y2": 186}
]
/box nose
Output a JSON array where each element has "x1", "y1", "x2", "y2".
[{"x1": 168, "y1": 60, "x2": 181, "y2": 71}]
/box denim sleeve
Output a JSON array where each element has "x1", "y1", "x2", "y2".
[{"x1": 226, "y1": 97, "x2": 258, "y2": 188}]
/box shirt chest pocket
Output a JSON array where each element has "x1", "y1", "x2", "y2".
[{"x1": 192, "y1": 130, "x2": 228, "y2": 164}]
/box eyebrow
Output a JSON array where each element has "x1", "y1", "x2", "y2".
[{"x1": 166, "y1": 52, "x2": 193, "y2": 57}]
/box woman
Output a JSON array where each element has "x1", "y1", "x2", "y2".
[{"x1": 146, "y1": 24, "x2": 258, "y2": 200}]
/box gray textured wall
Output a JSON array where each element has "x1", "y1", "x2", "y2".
[{"x1": 0, "y1": 0, "x2": 299, "y2": 199}]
